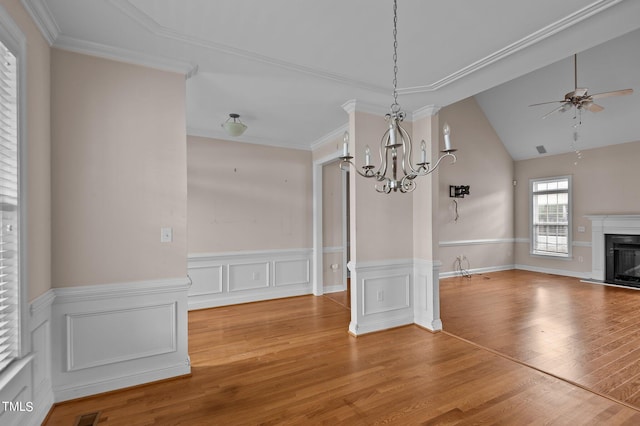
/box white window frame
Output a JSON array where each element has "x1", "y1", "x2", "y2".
[
  {"x1": 0, "y1": 5, "x2": 29, "y2": 375},
  {"x1": 529, "y1": 175, "x2": 572, "y2": 259}
]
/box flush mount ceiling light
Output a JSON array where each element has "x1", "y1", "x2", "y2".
[
  {"x1": 221, "y1": 113, "x2": 247, "y2": 137},
  {"x1": 339, "y1": 0, "x2": 457, "y2": 194}
]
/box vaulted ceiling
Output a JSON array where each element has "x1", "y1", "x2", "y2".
[{"x1": 24, "y1": 0, "x2": 640, "y2": 159}]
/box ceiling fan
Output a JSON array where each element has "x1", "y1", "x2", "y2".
[{"x1": 529, "y1": 54, "x2": 633, "y2": 119}]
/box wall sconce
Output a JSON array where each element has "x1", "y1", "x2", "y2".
[{"x1": 450, "y1": 185, "x2": 470, "y2": 198}]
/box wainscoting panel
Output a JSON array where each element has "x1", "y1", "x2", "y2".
[
  {"x1": 188, "y1": 264, "x2": 223, "y2": 296},
  {"x1": 51, "y1": 278, "x2": 191, "y2": 402},
  {"x1": 274, "y1": 259, "x2": 310, "y2": 287},
  {"x1": 188, "y1": 249, "x2": 313, "y2": 310},
  {"x1": 66, "y1": 303, "x2": 177, "y2": 372},
  {"x1": 228, "y1": 262, "x2": 269, "y2": 292},
  {"x1": 348, "y1": 259, "x2": 414, "y2": 336},
  {"x1": 362, "y1": 274, "x2": 410, "y2": 315}
]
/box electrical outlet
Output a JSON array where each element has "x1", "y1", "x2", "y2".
[
  {"x1": 377, "y1": 290, "x2": 384, "y2": 302},
  {"x1": 252, "y1": 272, "x2": 260, "y2": 281}
]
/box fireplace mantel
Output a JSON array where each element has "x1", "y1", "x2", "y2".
[{"x1": 586, "y1": 215, "x2": 640, "y2": 281}]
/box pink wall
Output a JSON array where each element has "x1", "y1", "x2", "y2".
[
  {"x1": 187, "y1": 136, "x2": 312, "y2": 253},
  {"x1": 438, "y1": 97, "x2": 515, "y2": 273},
  {"x1": 0, "y1": 0, "x2": 52, "y2": 300},
  {"x1": 51, "y1": 49, "x2": 188, "y2": 287}
]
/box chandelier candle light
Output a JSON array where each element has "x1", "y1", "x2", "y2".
[{"x1": 340, "y1": 0, "x2": 457, "y2": 193}]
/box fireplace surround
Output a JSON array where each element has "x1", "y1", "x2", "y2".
[{"x1": 587, "y1": 215, "x2": 640, "y2": 287}]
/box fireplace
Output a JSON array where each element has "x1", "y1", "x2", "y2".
[
  {"x1": 586, "y1": 215, "x2": 640, "y2": 286},
  {"x1": 605, "y1": 234, "x2": 640, "y2": 288}
]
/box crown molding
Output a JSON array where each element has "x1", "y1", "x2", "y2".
[
  {"x1": 309, "y1": 123, "x2": 349, "y2": 151},
  {"x1": 20, "y1": 0, "x2": 59, "y2": 45},
  {"x1": 412, "y1": 105, "x2": 441, "y2": 121},
  {"x1": 397, "y1": 0, "x2": 624, "y2": 94},
  {"x1": 341, "y1": 99, "x2": 391, "y2": 117},
  {"x1": 187, "y1": 126, "x2": 311, "y2": 151},
  {"x1": 53, "y1": 34, "x2": 196, "y2": 76},
  {"x1": 108, "y1": 0, "x2": 387, "y2": 94},
  {"x1": 26, "y1": 0, "x2": 625, "y2": 95}
]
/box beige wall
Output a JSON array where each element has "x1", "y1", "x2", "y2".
[
  {"x1": 0, "y1": 0, "x2": 52, "y2": 300},
  {"x1": 349, "y1": 111, "x2": 414, "y2": 262},
  {"x1": 51, "y1": 49, "x2": 187, "y2": 287},
  {"x1": 438, "y1": 97, "x2": 515, "y2": 272},
  {"x1": 322, "y1": 160, "x2": 344, "y2": 288},
  {"x1": 187, "y1": 136, "x2": 312, "y2": 253},
  {"x1": 514, "y1": 140, "x2": 640, "y2": 274}
]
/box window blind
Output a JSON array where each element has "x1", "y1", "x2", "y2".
[
  {"x1": 531, "y1": 177, "x2": 570, "y2": 256},
  {"x1": 0, "y1": 41, "x2": 18, "y2": 372}
]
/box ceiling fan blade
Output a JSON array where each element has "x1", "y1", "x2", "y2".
[
  {"x1": 585, "y1": 103, "x2": 604, "y2": 112},
  {"x1": 541, "y1": 103, "x2": 570, "y2": 119},
  {"x1": 529, "y1": 100, "x2": 565, "y2": 107},
  {"x1": 590, "y1": 88, "x2": 633, "y2": 99}
]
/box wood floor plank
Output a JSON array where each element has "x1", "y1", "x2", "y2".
[
  {"x1": 441, "y1": 270, "x2": 640, "y2": 411},
  {"x1": 45, "y1": 290, "x2": 640, "y2": 425}
]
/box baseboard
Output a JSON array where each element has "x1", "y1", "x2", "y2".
[
  {"x1": 323, "y1": 284, "x2": 347, "y2": 294},
  {"x1": 514, "y1": 264, "x2": 591, "y2": 279},
  {"x1": 52, "y1": 361, "x2": 190, "y2": 402},
  {"x1": 440, "y1": 264, "x2": 515, "y2": 279},
  {"x1": 51, "y1": 277, "x2": 191, "y2": 402},
  {"x1": 188, "y1": 249, "x2": 313, "y2": 309}
]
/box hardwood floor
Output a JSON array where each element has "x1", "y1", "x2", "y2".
[
  {"x1": 441, "y1": 269, "x2": 640, "y2": 410},
  {"x1": 45, "y1": 288, "x2": 640, "y2": 425}
]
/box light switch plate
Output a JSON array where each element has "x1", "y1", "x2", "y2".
[{"x1": 161, "y1": 227, "x2": 173, "y2": 243}]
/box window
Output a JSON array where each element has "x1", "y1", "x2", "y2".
[
  {"x1": 0, "y1": 39, "x2": 19, "y2": 372},
  {"x1": 530, "y1": 176, "x2": 571, "y2": 257}
]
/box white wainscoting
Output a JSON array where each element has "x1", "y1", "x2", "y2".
[
  {"x1": 413, "y1": 259, "x2": 443, "y2": 332},
  {"x1": 0, "y1": 289, "x2": 54, "y2": 426},
  {"x1": 51, "y1": 277, "x2": 191, "y2": 402},
  {"x1": 348, "y1": 259, "x2": 414, "y2": 336},
  {"x1": 188, "y1": 249, "x2": 313, "y2": 310}
]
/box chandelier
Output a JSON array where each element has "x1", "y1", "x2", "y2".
[{"x1": 339, "y1": 0, "x2": 457, "y2": 193}]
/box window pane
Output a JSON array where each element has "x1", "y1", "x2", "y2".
[{"x1": 531, "y1": 177, "x2": 570, "y2": 256}]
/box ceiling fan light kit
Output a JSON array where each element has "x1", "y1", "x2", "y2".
[{"x1": 529, "y1": 54, "x2": 633, "y2": 120}]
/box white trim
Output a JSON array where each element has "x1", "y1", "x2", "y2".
[
  {"x1": 515, "y1": 237, "x2": 530, "y2": 244},
  {"x1": 440, "y1": 264, "x2": 515, "y2": 279},
  {"x1": 412, "y1": 105, "x2": 441, "y2": 121},
  {"x1": 188, "y1": 249, "x2": 313, "y2": 309},
  {"x1": 341, "y1": 99, "x2": 389, "y2": 117},
  {"x1": 348, "y1": 259, "x2": 415, "y2": 336},
  {"x1": 54, "y1": 34, "x2": 195, "y2": 76},
  {"x1": 54, "y1": 277, "x2": 190, "y2": 304},
  {"x1": 515, "y1": 264, "x2": 591, "y2": 279},
  {"x1": 323, "y1": 246, "x2": 344, "y2": 254},
  {"x1": 187, "y1": 126, "x2": 312, "y2": 151},
  {"x1": 309, "y1": 123, "x2": 349, "y2": 151},
  {"x1": 51, "y1": 277, "x2": 190, "y2": 402},
  {"x1": 397, "y1": 0, "x2": 625, "y2": 94},
  {"x1": 96, "y1": 0, "x2": 622, "y2": 96},
  {"x1": 440, "y1": 238, "x2": 514, "y2": 247},
  {"x1": 323, "y1": 284, "x2": 347, "y2": 294},
  {"x1": 19, "y1": 0, "x2": 59, "y2": 45},
  {"x1": 586, "y1": 214, "x2": 640, "y2": 281}
]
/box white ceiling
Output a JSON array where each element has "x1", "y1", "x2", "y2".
[{"x1": 24, "y1": 0, "x2": 640, "y2": 158}]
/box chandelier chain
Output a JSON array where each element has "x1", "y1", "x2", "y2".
[{"x1": 391, "y1": 0, "x2": 399, "y2": 113}]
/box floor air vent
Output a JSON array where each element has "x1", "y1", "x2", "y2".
[{"x1": 74, "y1": 411, "x2": 101, "y2": 426}]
